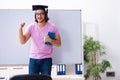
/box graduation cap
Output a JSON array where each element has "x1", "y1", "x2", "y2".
[{"x1": 32, "y1": 5, "x2": 48, "y2": 13}]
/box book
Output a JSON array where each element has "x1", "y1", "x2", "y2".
[{"x1": 45, "y1": 32, "x2": 55, "y2": 45}]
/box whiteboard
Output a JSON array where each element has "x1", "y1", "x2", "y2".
[{"x1": 0, "y1": 9, "x2": 82, "y2": 65}]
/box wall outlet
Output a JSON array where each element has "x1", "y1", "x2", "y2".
[{"x1": 106, "y1": 71, "x2": 115, "y2": 77}]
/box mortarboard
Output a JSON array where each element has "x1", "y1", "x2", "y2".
[{"x1": 32, "y1": 5, "x2": 48, "y2": 13}]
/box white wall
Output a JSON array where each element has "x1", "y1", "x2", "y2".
[
  {"x1": 81, "y1": 1, "x2": 120, "y2": 79},
  {"x1": 0, "y1": 0, "x2": 120, "y2": 80}
]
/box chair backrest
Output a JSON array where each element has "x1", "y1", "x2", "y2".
[{"x1": 10, "y1": 74, "x2": 52, "y2": 80}]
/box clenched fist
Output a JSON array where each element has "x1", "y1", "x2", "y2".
[{"x1": 20, "y1": 22, "x2": 25, "y2": 28}]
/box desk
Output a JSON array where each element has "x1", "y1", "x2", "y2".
[
  {"x1": 0, "y1": 65, "x2": 84, "y2": 80},
  {"x1": 52, "y1": 75, "x2": 84, "y2": 80}
]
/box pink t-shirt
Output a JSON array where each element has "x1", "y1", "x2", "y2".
[{"x1": 27, "y1": 21, "x2": 59, "y2": 59}]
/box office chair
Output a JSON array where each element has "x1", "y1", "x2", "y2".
[{"x1": 10, "y1": 74, "x2": 52, "y2": 80}]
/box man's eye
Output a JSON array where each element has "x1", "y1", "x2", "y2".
[{"x1": 36, "y1": 13, "x2": 45, "y2": 15}]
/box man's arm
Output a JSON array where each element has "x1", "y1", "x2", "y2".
[
  {"x1": 45, "y1": 34, "x2": 61, "y2": 47},
  {"x1": 19, "y1": 22, "x2": 31, "y2": 44}
]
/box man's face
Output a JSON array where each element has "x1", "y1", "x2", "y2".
[{"x1": 35, "y1": 9, "x2": 46, "y2": 23}]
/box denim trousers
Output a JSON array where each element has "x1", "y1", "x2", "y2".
[{"x1": 29, "y1": 58, "x2": 52, "y2": 76}]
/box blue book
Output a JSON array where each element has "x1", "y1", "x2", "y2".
[
  {"x1": 57, "y1": 64, "x2": 66, "y2": 75},
  {"x1": 45, "y1": 32, "x2": 55, "y2": 45},
  {"x1": 75, "y1": 64, "x2": 82, "y2": 74}
]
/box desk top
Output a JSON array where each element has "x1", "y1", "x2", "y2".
[{"x1": 52, "y1": 75, "x2": 84, "y2": 80}]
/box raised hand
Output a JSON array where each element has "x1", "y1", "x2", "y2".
[{"x1": 20, "y1": 22, "x2": 25, "y2": 28}]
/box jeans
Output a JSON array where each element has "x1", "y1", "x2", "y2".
[{"x1": 29, "y1": 58, "x2": 52, "y2": 76}]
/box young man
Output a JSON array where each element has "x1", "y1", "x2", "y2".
[{"x1": 19, "y1": 5, "x2": 61, "y2": 76}]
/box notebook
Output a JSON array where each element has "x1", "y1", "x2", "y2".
[{"x1": 45, "y1": 32, "x2": 55, "y2": 45}]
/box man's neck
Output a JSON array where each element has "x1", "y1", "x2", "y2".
[{"x1": 38, "y1": 21, "x2": 46, "y2": 28}]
